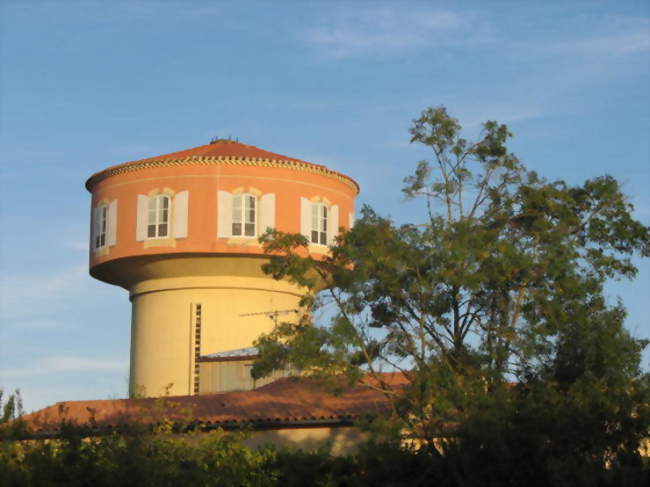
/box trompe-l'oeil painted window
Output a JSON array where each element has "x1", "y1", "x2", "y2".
[
  {"x1": 147, "y1": 194, "x2": 170, "y2": 239},
  {"x1": 310, "y1": 202, "x2": 328, "y2": 245},
  {"x1": 232, "y1": 194, "x2": 256, "y2": 237}
]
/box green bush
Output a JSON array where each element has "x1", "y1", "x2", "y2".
[{"x1": 1, "y1": 424, "x2": 647, "y2": 487}]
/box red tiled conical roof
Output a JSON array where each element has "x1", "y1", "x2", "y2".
[
  {"x1": 86, "y1": 140, "x2": 359, "y2": 193},
  {"x1": 133, "y1": 140, "x2": 310, "y2": 165}
]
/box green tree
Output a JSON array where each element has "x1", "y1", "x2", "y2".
[
  {"x1": 253, "y1": 107, "x2": 650, "y2": 478},
  {"x1": 1, "y1": 389, "x2": 23, "y2": 425}
]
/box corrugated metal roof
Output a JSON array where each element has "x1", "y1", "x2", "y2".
[{"x1": 201, "y1": 346, "x2": 258, "y2": 360}]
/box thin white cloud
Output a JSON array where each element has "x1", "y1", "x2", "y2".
[
  {"x1": 302, "y1": 7, "x2": 470, "y2": 58},
  {"x1": 0, "y1": 264, "x2": 85, "y2": 303},
  {"x1": 460, "y1": 109, "x2": 544, "y2": 130},
  {"x1": 0, "y1": 356, "x2": 127, "y2": 378},
  {"x1": 60, "y1": 223, "x2": 92, "y2": 252},
  {"x1": 122, "y1": 2, "x2": 223, "y2": 19},
  {"x1": 382, "y1": 105, "x2": 545, "y2": 151},
  {"x1": 549, "y1": 30, "x2": 649, "y2": 56},
  {"x1": 7, "y1": 319, "x2": 64, "y2": 330},
  {"x1": 63, "y1": 239, "x2": 90, "y2": 252},
  {"x1": 0, "y1": 264, "x2": 100, "y2": 321}
]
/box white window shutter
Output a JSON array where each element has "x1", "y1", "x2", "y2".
[
  {"x1": 136, "y1": 195, "x2": 148, "y2": 242},
  {"x1": 217, "y1": 190, "x2": 233, "y2": 238},
  {"x1": 173, "y1": 191, "x2": 189, "y2": 239},
  {"x1": 107, "y1": 200, "x2": 118, "y2": 246},
  {"x1": 91, "y1": 206, "x2": 99, "y2": 246},
  {"x1": 329, "y1": 204, "x2": 339, "y2": 245},
  {"x1": 260, "y1": 193, "x2": 275, "y2": 234},
  {"x1": 349, "y1": 211, "x2": 355, "y2": 229},
  {"x1": 300, "y1": 197, "x2": 311, "y2": 238}
]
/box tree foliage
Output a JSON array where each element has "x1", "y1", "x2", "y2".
[
  {"x1": 253, "y1": 106, "x2": 650, "y2": 474},
  {"x1": 1, "y1": 390, "x2": 23, "y2": 426},
  {"x1": 3, "y1": 424, "x2": 645, "y2": 486}
]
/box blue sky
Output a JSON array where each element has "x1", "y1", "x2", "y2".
[{"x1": 1, "y1": 1, "x2": 648, "y2": 412}]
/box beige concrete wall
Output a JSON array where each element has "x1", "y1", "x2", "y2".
[
  {"x1": 128, "y1": 257, "x2": 304, "y2": 397},
  {"x1": 243, "y1": 426, "x2": 367, "y2": 456}
]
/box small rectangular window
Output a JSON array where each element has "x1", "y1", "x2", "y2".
[
  {"x1": 94, "y1": 204, "x2": 108, "y2": 249},
  {"x1": 146, "y1": 194, "x2": 170, "y2": 239},
  {"x1": 232, "y1": 193, "x2": 256, "y2": 237},
  {"x1": 310, "y1": 202, "x2": 328, "y2": 245}
]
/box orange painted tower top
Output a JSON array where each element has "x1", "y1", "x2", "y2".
[{"x1": 86, "y1": 140, "x2": 359, "y2": 288}]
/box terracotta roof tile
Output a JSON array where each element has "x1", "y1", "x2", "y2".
[
  {"x1": 19, "y1": 374, "x2": 408, "y2": 435},
  {"x1": 132, "y1": 140, "x2": 311, "y2": 165}
]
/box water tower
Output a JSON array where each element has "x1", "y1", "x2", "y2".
[{"x1": 86, "y1": 140, "x2": 358, "y2": 397}]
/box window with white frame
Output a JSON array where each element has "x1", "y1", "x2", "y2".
[
  {"x1": 136, "y1": 191, "x2": 188, "y2": 243},
  {"x1": 300, "y1": 197, "x2": 338, "y2": 247},
  {"x1": 94, "y1": 204, "x2": 108, "y2": 249},
  {"x1": 232, "y1": 193, "x2": 256, "y2": 237},
  {"x1": 217, "y1": 191, "x2": 274, "y2": 239},
  {"x1": 311, "y1": 202, "x2": 328, "y2": 245},
  {"x1": 147, "y1": 194, "x2": 170, "y2": 238},
  {"x1": 92, "y1": 200, "x2": 117, "y2": 252}
]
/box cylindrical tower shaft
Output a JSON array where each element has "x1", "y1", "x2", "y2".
[{"x1": 128, "y1": 257, "x2": 303, "y2": 397}]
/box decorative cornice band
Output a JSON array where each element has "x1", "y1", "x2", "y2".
[{"x1": 86, "y1": 156, "x2": 360, "y2": 194}]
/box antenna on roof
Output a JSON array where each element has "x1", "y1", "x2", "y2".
[
  {"x1": 209, "y1": 135, "x2": 239, "y2": 144},
  {"x1": 239, "y1": 309, "x2": 299, "y2": 327}
]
